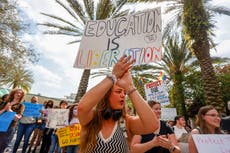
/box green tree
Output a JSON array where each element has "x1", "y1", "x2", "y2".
[
  {"x1": 150, "y1": 37, "x2": 192, "y2": 119},
  {"x1": 0, "y1": 65, "x2": 34, "y2": 93},
  {"x1": 216, "y1": 64, "x2": 230, "y2": 115},
  {"x1": 184, "y1": 58, "x2": 230, "y2": 117},
  {"x1": 128, "y1": 0, "x2": 230, "y2": 114},
  {"x1": 40, "y1": 0, "x2": 130, "y2": 102},
  {"x1": 0, "y1": 0, "x2": 38, "y2": 84}
]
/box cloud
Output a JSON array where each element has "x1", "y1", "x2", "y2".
[
  {"x1": 211, "y1": 39, "x2": 230, "y2": 57},
  {"x1": 30, "y1": 65, "x2": 62, "y2": 88}
]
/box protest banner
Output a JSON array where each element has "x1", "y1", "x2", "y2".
[
  {"x1": 57, "y1": 124, "x2": 81, "y2": 147},
  {"x1": 161, "y1": 108, "x2": 177, "y2": 121},
  {"x1": 144, "y1": 80, "x2": 170, "y2": 106},
  {"x1": 0, "y1": 111, "x2": 16, "y2": 132},
  {"x1": 46, "y1": 109, "x2": 69, "y2": 128},
  {"x1": 23, "y1": 102, "x2": 43, "y2": 117},
  {"x1": 192, "y1": 134, "x2": 230, "y2": 153},
  {"x1": 74, "y1": 7, "x2": 162, "y2": 69}
]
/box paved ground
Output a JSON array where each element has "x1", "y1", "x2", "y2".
[{"x1": 6, "y1": 133, "x2": 41, "y2": 153}]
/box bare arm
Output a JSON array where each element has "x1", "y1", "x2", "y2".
[
  {"x1": 130, "y1": 135, "x2": 159, "y2": 153},
  {"x1": 0, "y1": 102, "x2": 11, "y2": 115},
  {"x1": 188, "y1": 129, "x2": 199, "y2": 153},
  {"x1": 78, "y1": 78, "x2": 113, "y2": 126},
  {"x1": 78, "y1": 56, "x2": 134, "y2": 126},
  {"x1": 158, "y1": 134, "x2": 181, "y2": 153},
  {"x1": 117, "y1": 72, "x2": 158, "y2": 135}
]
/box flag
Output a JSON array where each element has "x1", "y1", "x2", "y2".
[
  {"x1": 138, "y1": 77, "x2": 145, "y2": 86},
  {"x1": 158, "y1": 71, "x2": 167, "y2": 81}
]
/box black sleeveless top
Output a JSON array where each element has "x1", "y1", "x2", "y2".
[{"x1": 141, "y1": 120, "x2": 174, "y2": 153}]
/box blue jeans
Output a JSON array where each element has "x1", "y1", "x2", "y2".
[
  {"x1": 49, "y1": 134, "x2": 61, "y2": 153},
  {"x1": 66, "y1": 145, "x2": 78, "y2": 153},
  {"x1": 12, "y1": 123, "x2": 36, "y2": 153}
]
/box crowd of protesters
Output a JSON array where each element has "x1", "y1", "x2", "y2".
[
  {"x1": 0, "y1": 92, "x2": 80, "y2": 153},
  {"x1": 0, "y1": 56, "x2": 229, "y2": 153}
]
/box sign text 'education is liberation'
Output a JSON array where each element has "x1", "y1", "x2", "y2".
[{"x1": 74, "y1": 7, "x2": 162, "y2": 69}]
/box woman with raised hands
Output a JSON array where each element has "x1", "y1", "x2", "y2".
[{"x1": 78, "y1": 55, "x2": 159, "y2": 153}]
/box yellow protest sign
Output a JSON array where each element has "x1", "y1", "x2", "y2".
[{"x1": 57, "y1": 124, "x2": 81, "y2": 147}]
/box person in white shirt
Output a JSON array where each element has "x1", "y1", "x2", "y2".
[
  {"x1": 173, "y1": 115, "x2": 188, "y2": 141},
  {"x1": 173, "y1": 115, "x2": 190, "y2": 153}
]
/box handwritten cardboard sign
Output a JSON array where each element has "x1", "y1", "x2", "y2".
[
  {"x1": 0, "y1": 111, "x2": 16, "y2": 132},
  {"x1": 74, "y1": 7, "x2": 162, "y2": 69},
  {"x1": 192, "y1": 134, "x2": 230, "y2": 153},
  {"x1": 57, "y1": 124, "x2": 81, "y2": 147},
  {"x1": 161, "y1": 108, "x2": 177, "y2": 121},
  {"x1": 46, "y1": 109, "x2": 69, "y2": 128},
  {"x1": 23, "y1": 102, "x2": 43, "y2": 117},
  {"x1": 144, "y1": 80, "x2": 170, "y2": 106}
]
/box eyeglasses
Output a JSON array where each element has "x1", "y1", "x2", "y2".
[{"x1": 205, "y1": 114, "x2": 221, "y2": 118}]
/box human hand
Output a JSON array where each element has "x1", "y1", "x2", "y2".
[
  {"x1": 116, "y1": 71, "x2": 134, "y2": 91},
  {"x1": 158, "y1": 135, "x2": 173, "y2": 150},
  {"x1": 14, "y1": 114, "x2": 22, "y2": 121},
  {"x1": 112, "y1": 55, "x2": 135, "y2": 79},
  {"x1": 4, "y1": 102, "x2": 11, "y2": 111},
  {"x1": 151, "y1": 135, "x2": 160, "y2": 148}
]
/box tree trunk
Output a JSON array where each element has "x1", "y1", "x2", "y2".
[
  {"x1": 74, "y1": 69, "x2": 91, "y2": 103},
  {"x1": 183, "y1": 0, "x2": 225, "y2": 114}
]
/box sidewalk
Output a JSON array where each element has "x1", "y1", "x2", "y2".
[{"x1": 6, "y1": 133, "x2": 41, "y2": 153}]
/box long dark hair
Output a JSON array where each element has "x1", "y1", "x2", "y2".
[
  {"x1": 68, "y1": 104, "x2": 78, "y2": 123},
  {"x1": 80, "y1": 87, "x2": 126, "y2": 153}
]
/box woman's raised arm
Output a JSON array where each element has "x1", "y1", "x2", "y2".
[
  {"x1": 117, "y1": 71, "x2": 159, "y2": 135},
  {"x1": 78, "y1": 56, "x2": 134, "y2": 126}
]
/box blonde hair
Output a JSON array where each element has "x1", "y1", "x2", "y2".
[{"x1": 7, "y1": 88, "x2": 25, "y2": 103}]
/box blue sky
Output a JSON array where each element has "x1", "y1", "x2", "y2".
[{"x1": 18, "y1": 0, "x2": 230, "y2": 99}]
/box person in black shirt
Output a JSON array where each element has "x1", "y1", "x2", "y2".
[{"x1": 131, "y1": 101, "x2": 181, "y2": 153}]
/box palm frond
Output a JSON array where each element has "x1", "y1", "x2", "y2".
[
  {"x1": 110, "y1": 0, "x2": 128, "y2": 17},
  {"x1": 96, "y1": 0, "x2": 113, "y2": 19},
  {"x1": 206, "y1": 5, "x2": 230, "y2": 16},
  {"x1": 67, "y1": 39, "x2": 82, "y2": 44},
  {"x1": 40, "y1": 13, "x2": 81, "y2": 30},
  {"x1": 127, "y1": 0, "x2": 169, "y2": 3},
  {"x1": 67, "y1": 0, "x2": 87, "y2": 23},
  {"x1": 56, "y1": 0, "x2": 84, "y2": 26},
  {"x1": 83, "y1": 0, "x2": 94, "y2": 20},
  {"x1": 112, "y1": 9, "x2": 132, "y2": 18},
  {"x1": 43, "y1": 30, "x2": 82, "y2": 37},
  {"x1": 39, "y1": 23, "x2": 82, "y2": 34}
]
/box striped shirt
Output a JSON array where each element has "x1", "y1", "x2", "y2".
[{"x1": 89, "y1": 121, "x2": 129, "y2": 153}]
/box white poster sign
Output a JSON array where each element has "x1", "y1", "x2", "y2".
[
  {"x1": 74, "y1": 7, "x2": 162, "y2": 69},
  {"x1": 46, "y1": 109, "x2": 69, "y2": 129},
  {"x1": 144, "y1": 80, "x2": 170, "y2": 106},
  {"x1": 161, "y1": 108, "x2": 177, "y2": 121},
  {"x1": 192, "y1": 134, "x2": 230, "y2": 153}
]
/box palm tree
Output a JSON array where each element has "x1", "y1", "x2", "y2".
[
  {"x1": 148, "y1": 36, "x2": 192, "y2": 119},
  {"x1": 128, "y1": 0, "x2": 230, "y2": 114},
  {"x1": 39, "y1": 0, "x2": 130, "y2": 103},
  {"x1": 0, "y1": 65, "x2": 34, "y2": 93}
]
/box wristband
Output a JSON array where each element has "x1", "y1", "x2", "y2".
[
  {"x1": 169, "y1": 146, "x2": 176, "y2": 152},
  {"x1": 127, "y1": 88, "x2": 137, "y2": 95},
  {"x1": 106, "y1": 74, "x2": 117, "y2": 84}
]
